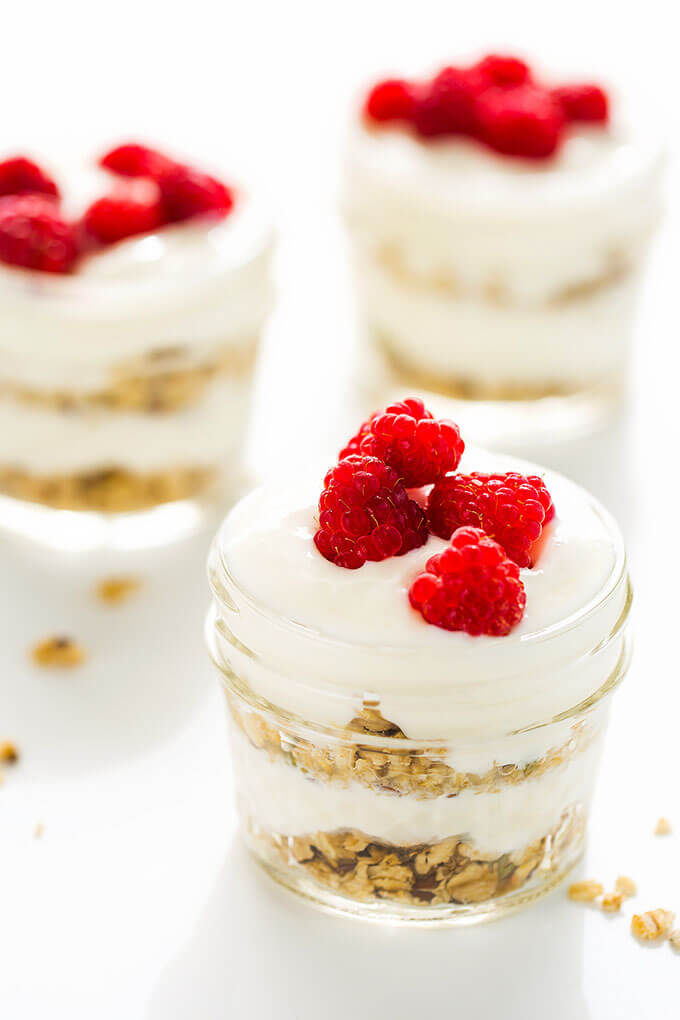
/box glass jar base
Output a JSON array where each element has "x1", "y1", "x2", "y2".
[{"x1": 243, "y1": 820, "x2": 586, "y2": 927}]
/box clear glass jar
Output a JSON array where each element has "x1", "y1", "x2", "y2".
[
  {"x1": 0, "y1": 194, "x2": 273, "y2": 548},
  {"x1": 206, "y1": 494, "x2": 631, "y2": 924}
]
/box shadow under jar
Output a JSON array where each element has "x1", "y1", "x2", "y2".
[
  {"x1": 206, "y1": 479, "x2": 631, "y2": 924},
  {"x1": 0, "y1": 192, "x2": 274, "y2": 545}
]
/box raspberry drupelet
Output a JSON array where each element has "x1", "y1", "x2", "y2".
[
  {"x1": 82, "y1": 192, "x2": 164, "y2": 245},
  {"x1": 0, "y1": 195, "x2": 78, "y2": 274},
  {"x1": 314, "y1": 455, "x2": 428, "y2": 569},
  {"x1": 0, "y1": 156, "x2": 60, "y2": 199},
  {"x1": 427, "y1": 472, "x2": 555, "y2": 568},
  {"x1": 99, "y1": 143, "x2": 175, "y2": 179},
  {"x1": 409, "y1": 526, "x2": 526, "y2": 636},
  {"x1": 340, "y1": 398, "x2": 464, "y2": 488}
]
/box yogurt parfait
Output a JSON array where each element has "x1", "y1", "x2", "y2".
[
  {"x1": 207, "y1": 399, "x2": 631, "y2": 922},
  {"x1": 0, "y1": 146, "x2": 273, "y2": 532},
  {"x1": 344, "y1": 56, "x2": 663, "y2": 440}
]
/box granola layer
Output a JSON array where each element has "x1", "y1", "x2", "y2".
[
  {"x1": 0, "y1": 341, "x2": 257, "y2": 414},
  {"x1": 375, "y1": 242, "x2": 631, "y2": 308},
  {"x1": 374, "y1": 331, "x2": 600, "y2": 402},
  {"x1": 253, "y1": 807, "x2": 583, "y2": 906},
  {"x1": 228, "y1": 699, "x2": 588, "y2": 798},
  {"x1": 0, "y1": 464, "x2": 214, "y2": 511}
]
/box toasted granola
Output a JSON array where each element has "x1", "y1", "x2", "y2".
[
  {"x1": 1, "y1": 341, "x2": 256, "y2": 414},
  {"x1": 654, "y1": 817, "x2": 672, "y2": 836},
  {"x1": 259, "y1": 810, "x2": 581, "y2": 907},
  {"x1": 631, "y1": 909, "x2": 675, "y2": 942},
  {"x1": 669, "y1": 930, "x2": 680, "y2": 952},
  {"x1": 1, "y1": 465, "x2": 214, "y2": 512},
  {"x1": 229, "y1": 699, "x2": 589, "y2": 800},
  {"x1": 615, "y1": 875, "x2": 637, "y2": 899},
  {"x1": 95, "y1": 576, "x2": 141, "y2": 604},
  {"x1": 601, "y1": 892, "x2": 623, "y2": 913},
  {"x1": 568, "y1": 879, "x2": 603, "y2": 903},
  {"x1": 0, "y1": 740, "x2": 19, "y2": 764},
  {"x1": 31, "y1": 636, "x2": 85, "y2": 668}
]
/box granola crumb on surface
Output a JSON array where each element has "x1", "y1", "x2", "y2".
[
  {"x1": 95, "y1": 576, "x2": 140, "y2": 605},
  {"x1": 0, "y1": 740, "x2": 19, "y2": 764},
  {"x1": 631, "y1": 909, "x2": 675, "y2": 942},
  {"x1": 669, "y1": 930, "x2": 680, "y2": 952},
  {"x1": 568, "y1": 879, "x2": 603, "y2": 902},
  {"x1": 601, "y1": 892, "x2": 623, "y2": 913},
  {"x1": 615, "y1": 875, "x2": 637, "y2": 899},
  {"x1": 654, "y1": 817, "x2": 672, "y2": 836},
  {"x1": 31, "y1": 636, "x2": 85, "y2": 668}
]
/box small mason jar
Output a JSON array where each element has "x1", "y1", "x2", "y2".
[
  {"x1": 206, "y1": 485, "x2": 631, "y2": 924},
  {"x1": 0, "y1": 171, "x2": 273, "y2": 547}
]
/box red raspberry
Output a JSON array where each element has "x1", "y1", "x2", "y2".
[
  {"x1": 477, "y1": 85, "x2": 564, "y2": 159},
  {"x1": 82, "y1": 191, "x2": 164, "y2": 245},
  {"x1": 0, "y1": 156, "x2": 60, "y2": 199},
  {"x1": 412, "y1": 67, "x2": 481, "y2": 137},
  {"x1": 99, "y1": 143, "x2": 175, "y2": 178},
  {"x1": 473, "y1": 54, "x2": 531, "y2": 88},
  {"x1": 552, "y1": 84, "x2": 609, "y2": 124},
  {"x1": 314, "y1": 455, "x2": 429, "y2": 569},
  {"x1": 0, "y1": 195, "x2": 78, "y2": 274},
  {"x1": 157, "y1": 165, "x2": 234, "y2": 223},
  {"x1": 409, "y1": 526, "x2": 526, "y2": 636},
  {"x1": 364, "y1": 79, "x2": 416, "y2": 123},
  {"x1": 340, "y1": 398, "x2": 464, "y2": 489},
  {"x1": 427, "y1": 472, "x2": 555, "y2": 568}
]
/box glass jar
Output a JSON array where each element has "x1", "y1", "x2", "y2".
[
  {"x1": 0, "y1": 192, "x2": 273, "y2": 548},
  {"x1": 206, "y1": 494, "x2": 631, "y2": 924}
]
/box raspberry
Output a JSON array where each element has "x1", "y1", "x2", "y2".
[
  {"x1": 157, "y1": 164, "x2": 234, "y2": 223},
  {"x1": 427, "y1": 472, "x2": 555, "y2": 568},
  {"x1": 473, "y1": 54, "x2": 531, "y2": 88},
  {"x1": 0, "y1": 156, "x2": 59, "y2": 199},
  {"x1": 364, "y1": 79, "x2": 416, "y2": 123},
  {"x1": 552, "y1": 84, "x2": 609, "y2": 124},
  {"x1": 0, "y1": 195, "x2": 78, "y2": 274},
  {"x1": 412, "y1": 67, "x2": 480, "y2": 138},
  {"x1": 82, "y1": 191, "x2": 164, "y2": 245},
  {"x1": 99, "y1": 143, "x2": 174, "y2": 178},
  {"x1": 340, "y1": 398, "x2": 464, "y2": 488},
  {"x1": 476, "y1": 85, "x2": 564, "y2": 159},
  {"x1": 409, "y1": 526, "x2": 526, "y2": 636},
  {"x1": 314, "y1": 455, "x2": 428, "y2": 569}
]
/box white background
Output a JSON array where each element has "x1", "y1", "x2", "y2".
[{"x1": 1, "y1": 1, "x2": 679, "y2": 1017}]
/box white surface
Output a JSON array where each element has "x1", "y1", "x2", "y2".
[{"x1": 1, "y1": 1, "x2": 679, "y2": 1018}]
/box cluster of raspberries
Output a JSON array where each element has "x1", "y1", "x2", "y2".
[
  {"x1": 0, "y1": 145, "x2": 234, "y2": 275},
  {"x1": 364, "y1": 54, "x2": 609, "y2": 160},
  {"x1": 314, "y1": 398, "x2": 555, "y2": 637}
]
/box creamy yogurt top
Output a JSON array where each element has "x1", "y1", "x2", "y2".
[
  {"x1": 0, "y1": 158, "x2": 275, "y2": 387},
  {"x1": 211, "y1": 448, "x2": 629, "y2": 738}
]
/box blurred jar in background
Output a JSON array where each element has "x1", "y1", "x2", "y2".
[
  {"x1": 343, "y1": 56, "x2": 664, "y2": 446},
  {"x1": 0, "y1": 144, "x2": 274, "y2": 545}
]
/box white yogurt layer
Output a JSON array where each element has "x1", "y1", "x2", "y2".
[
  {"x1": 358, "y1": 251, "x2": 638, "y2": 388},
  {"x1": 211, "y1": 447, "x2": 629, "y2": 742},
  {"x1": 0, "y1": 375, "x2": 251, "y2": 474},
  {"x1": 232, "y1": 725, "x2": 603, "y2": 852},
  {"x1": 0, "y1": 161, "x2": 275, "y2": 391}
]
